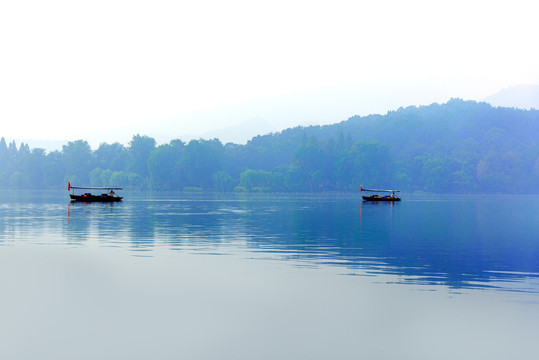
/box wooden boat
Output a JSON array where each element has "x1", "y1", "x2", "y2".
[
  {"x1": 68, "y1": 182, "x2": 123, "y2": 202},
  {"x1": 360, "y1": 185, "x2": 401, "y2": 201},
  {"x1": 361, "y1": 194, "x2": 401, "y2": 202}
]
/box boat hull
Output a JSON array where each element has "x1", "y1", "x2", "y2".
[
  {"x1": 70, "y1": 194, "x2": 123, "y2": 202},
  {"x1": 362, "y1": 195, "x2": 401, "y2": 202}
]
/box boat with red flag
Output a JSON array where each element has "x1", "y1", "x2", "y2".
[
  {"x1": 68, "y1": 182, "x2": 123, "y2": 202},
  {"x1": 360, "y1": 185, "x2": 401, "y2": 201}
]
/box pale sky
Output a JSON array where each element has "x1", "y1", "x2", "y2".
[{"x1": 1, "y1": 0, "x2": 538, "y2": 148}]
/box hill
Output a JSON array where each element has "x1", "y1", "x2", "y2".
[
  {"x1": 244, "y1": 99, "x2": 539, "y2": 192},
  {"x1": 1, "y1": 99, "x2": 538, "y2": 193},
  {"x1": 483, "y1": 84, "x2": 539, "y2": 110}
]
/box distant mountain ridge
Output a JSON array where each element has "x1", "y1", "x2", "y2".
[
  {"x1": 201, "y1": 118, "x2": 276, "y2": 144},
  {"x1": 483, "y1": 84, "x2": 539, "y2": 110},
  {"x1": 249, "y1": 98, "x2": 539, "y2": 153}
]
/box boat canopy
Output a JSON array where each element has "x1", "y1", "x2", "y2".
[
  {"x1": 69, "y1": 186, "x2": 123, "y2": 190},
  {"x1": 68, "y1": 182, "x2": 122, "y2": 191},
  {"x1": 360, "y1": 185, "x2": 400, "y2": 193}
]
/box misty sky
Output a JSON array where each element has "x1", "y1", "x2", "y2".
[{"x1": 1, "y1": 0, "x2": 538, "y2": 148}]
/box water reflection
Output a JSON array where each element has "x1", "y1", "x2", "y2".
[{"x1": 2, "y1": 191, "x2": 539, "y2": 292}]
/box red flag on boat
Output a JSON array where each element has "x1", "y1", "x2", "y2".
[{"x1": 68, "y1": 181, "x2": 71, "y2": 191}]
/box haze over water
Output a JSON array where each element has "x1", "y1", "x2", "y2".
[{"x1": 1, "y1": 191, "x2": 538, "y2": 359}]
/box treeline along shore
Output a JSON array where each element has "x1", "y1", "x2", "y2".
[{"x1": 1, "y1": 99, "x2": 539, "y2": 194}]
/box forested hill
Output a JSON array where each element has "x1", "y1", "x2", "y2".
[
  {"x1": 1, "y1": 99, "x2": 538, "y2": 193},
  {"x1": 244, "y1": 99, "x2": 539, "y2": 192}
]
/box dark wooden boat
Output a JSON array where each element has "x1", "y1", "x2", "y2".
[
  {"x1": 70, "y1": 192, "x2": 123, "y2": 202},
  {"x1": 362, "y1": 195, "x2": 401, "y2": 201},
  {"x1": 68, "y1": 182, "x2": 123, "y2": 202},
  {"x1": 360, "y1": 185, "x2": 401, "y2": 201}
]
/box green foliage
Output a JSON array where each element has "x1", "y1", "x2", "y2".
[
  {"x1": 175, "y1": 139, "x2": 223, "y2": 189},
  {"x1": 95, "y1": 142, "x2": 127, "y2": 171},
  {"x1": 128, "y1": 173, "x2": 144, "y2": 190},
  {"x1": 148, "y1": 141, "x2": 184, "y2": 190},
  {"x1": 239, "y1": 169, "x2": 284, "y2": 192},
  {"x1": 183, "y1": 186, "x2": 203, "y2": 192},
  {"x1": 0, "y1": 100, "x2": 538, "y2": 193},
  {"x1": 110, "y1": 171, "x2": 128, "y2": 187},
  {"x1": 63, "y1": 140, "x2": 92, "y2": 184},
  {"x1": 9, "y1": 172, "x2": 24, "y2": 189},
  {"x1": 89, "y1": 168, "x2": 104, "y2": 187},
  {"x1": 213, "y1": 171, "x2": 235, "y2": 192},
  {"x1": 41, "y1": 151, "x2": 65, "y2": 188},
  {"x1": 128, "y1": 134, "x2": 156, "y2": 181},
  {"x1": 291, "y1": 137, "x2": 333, "y2": 191}
]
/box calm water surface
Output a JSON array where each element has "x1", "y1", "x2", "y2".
[{"x1": 0, "y1": 190, "x2": 538, "y2": 359}]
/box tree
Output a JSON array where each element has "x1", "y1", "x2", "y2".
[
  {"x1": 89, "y1": 168, "x2": 104, "y2": 187},
  {"x1": 63, "y1": 140, "x2": 92, "y2": 184},
  {"x1": 213, "y1": 170, "x2": 235, "y2": 192},
  {"x1": 421, "y1": 154, "x2": 458, "y2": 193},
  {"x1": 176, "y1": 139, "x2": 223, "y2": 189},
  {"x1": 128, "y1": 134, "x2": 156, "y2": 184},
  {"x1": 348, "y1": 141, "x2": 393, "y2": 188},
  {"x1": 292, "y1": 137, "x2": 332, "y2": 191},
  {"x1": 95, "y1": 142, "x2": 127, "y2": 171},
  {"x1": 148, "y1": 141, "x2": 184, "y2": 190},
  {"x1": 128, "y1": 173, "x2": 144, "y2": 190},
  {"x1": 110, "y1": 171, "x2": 128, "y2": 187},
  {"x1": 22, "y1": 148, "x2": 46, "y2": 188},
  {"x1": 42, "y1": 150, "x2": 65, "y2": 188}
]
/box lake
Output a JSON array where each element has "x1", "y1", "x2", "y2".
[{"x1": 1, "y1": 190, "x2": 538, "y2": 359}]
